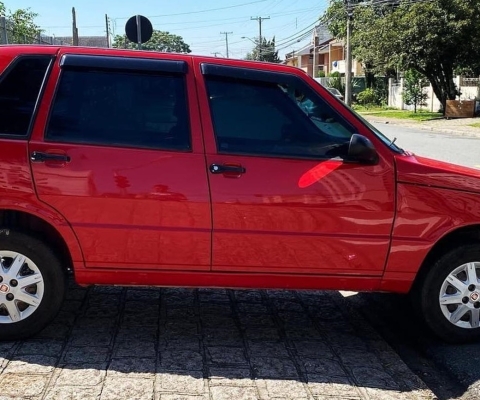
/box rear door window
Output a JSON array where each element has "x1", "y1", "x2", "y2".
[
  {"x1": 46, "y1": 67, "x2": 191, "y2": 151},
  {"x1": 0, "y1": 56, "x2": 51, "y2": 137}
]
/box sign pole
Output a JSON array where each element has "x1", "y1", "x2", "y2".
[{"x1": 136, "y1": 14, "x2": 142, "y2": 50}]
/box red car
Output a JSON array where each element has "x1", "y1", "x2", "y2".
[{"x1": 1, "y1": 45, "x2": 480, "y2": 343}]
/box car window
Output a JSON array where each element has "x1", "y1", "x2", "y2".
[
  {"x1": 0, "y1": 56, "x2": 51, "y2": 136},
  {"x1": 205, "y1": 76, "x2": 354, "y2": 159},
  {"x1": 46, "y1": 69, "x2": 191, "y2": 151}
]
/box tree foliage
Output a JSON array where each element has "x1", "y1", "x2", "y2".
[
  {"x1": 112, "y1": 31, "x2": 191, "y2": 53},
  {"x1": 245, "y1": 37, "x2": 281, "y2": 63},
  {"x1": 0, "y1": 1, "x2": 41, "y2": 44},
  {"x1": 321, "y1": 0, "x2": 480, "y2": 111},
  {"x1": 403, "y1": 69, "x2": 429, "y2": 113}
]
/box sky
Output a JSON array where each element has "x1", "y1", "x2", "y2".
[{"x1": 6, "y1": 0, "x2": 329, "y2": 59}]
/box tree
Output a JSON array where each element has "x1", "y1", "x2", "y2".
[
  {"x1": 403, "y1": 70, "x2": 429, "y2": 113},
  {"x1": 321, "y1": 0, "x2": 480, "y2": 112},
  {"x1": 112, "y1": 31, "x2": 191, "y2": 53},
  {"x1": 0, "y1": 2, "x2": 41, "y2": 44},
  {"x1": 245, "y1": 37, "x2": 281, "y2": 63}
]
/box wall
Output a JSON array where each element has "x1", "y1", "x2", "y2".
[{"x1": 388, "y1": 77, "x2": 479, "y2": 112}]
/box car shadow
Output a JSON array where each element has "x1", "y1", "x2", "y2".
[
  {"x1": 344, "y1": 291, "x2": 477, "y2": 400},
  {"x1": 0, "y1": 283, "x2": 436, "y2": 398}
]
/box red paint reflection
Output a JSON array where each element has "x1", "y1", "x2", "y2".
[{"x1": 298, "y1": 160, "x2": 342, "y2": 188}]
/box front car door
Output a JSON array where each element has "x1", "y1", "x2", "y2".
[
  {"x1": 195, "y1": 59, "x2": 397, "y2": 277},
  {"x1": 29, "y1": 50, "x2": 211, "y2": 271}
]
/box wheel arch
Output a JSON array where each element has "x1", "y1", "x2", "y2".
[
  {"x1": 0, "y1": 207, "x2": 84, "y2": 276},
  {"x1": 411, "y1": 224, "x2": 480, "y2": 293}
]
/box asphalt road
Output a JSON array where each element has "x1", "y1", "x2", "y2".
[
  {"x1": 372, "y1": 122, "x2": 480, "y2": 169},
  {"x1": 352, "y1": 123, "x2": 480, "y2": 400}
]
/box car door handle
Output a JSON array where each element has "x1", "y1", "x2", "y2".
[
  {"x1": 209, "y1": 163, "x2": 246, "y2": 175},
  {"x1": 30, "y1": 151, "x2": 71, "y2": 163}
]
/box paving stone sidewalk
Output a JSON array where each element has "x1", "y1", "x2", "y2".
[{"x1": 0, "y1": 285, "x2": 435, "y2": 400}]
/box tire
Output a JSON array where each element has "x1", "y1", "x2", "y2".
[
  {"x1": 0, "y1": 229, "x2": 66, "y2": 341},
  {"x1": 414, "y1": 244, "x2": 480, "y2": 343}
]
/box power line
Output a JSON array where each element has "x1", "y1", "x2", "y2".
[{"x1": 114, "y1": 0, "x2": 269, "y2": 20}]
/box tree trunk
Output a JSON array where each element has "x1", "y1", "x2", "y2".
[{"x1": 418, "y1": 64, "x2": 457, "y2": 115}]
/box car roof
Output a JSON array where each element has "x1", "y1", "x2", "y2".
[{"x1": 1, "y1": 44, "x2": 307, "y2": 76}]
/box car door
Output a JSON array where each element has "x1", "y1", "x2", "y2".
[
  {"x1": 29, "y1": 50, "x2": 211, "y2": 270},
  {"x1": 195, "y1": 59, "x2": 396, "y2": 276}
]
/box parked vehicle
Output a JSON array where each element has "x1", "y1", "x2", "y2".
[
  {"x1": 1, "y1": 45, "x2": 480, "y2": 343},
  {"x1": 326, "y1": 87, "x2": 344, "y2": 101}
]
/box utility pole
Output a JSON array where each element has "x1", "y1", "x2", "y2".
[
  {"x1": 105, "y1": 14, "x2": 110, "y2": 48},
  {"x1": 344, "y1": 0, "x2": 353, "y2": 106},
  {"x1": 251, "y1": 16, "x2": 270, "y2": 60},
  {"x1": 220, "y1": 32, "x2": 233, "y2": 58},
  {"x1": 312, "y1": 27, "x2": 317, "y2": 79},
  {"x1": 72, "y1": 7, "x2": 79, "y2": 46}
]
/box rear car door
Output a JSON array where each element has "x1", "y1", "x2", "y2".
[{"x1": 29, "y1": 50, "x2": 211, "y2": 271}]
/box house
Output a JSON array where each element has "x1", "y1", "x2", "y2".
[
  {"x1": 54, "y1": 36, "x2": 109, "y2": 48},
  {"x1": 284, "y1": 24, "x2": 363, "y2": 78}
]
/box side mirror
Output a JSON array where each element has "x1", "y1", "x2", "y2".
[{"x1": 347, "y1": 134, "x2": 379, "y2": 165}]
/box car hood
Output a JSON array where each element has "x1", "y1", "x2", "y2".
[{"x1": 396, "y1": 154, "x2": 480, "y2": 194}]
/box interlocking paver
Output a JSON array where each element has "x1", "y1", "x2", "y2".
[
  {"x1": 44, "y1": 385, "x2": 103, "y2": 400},
  {"x1": 100, "y1": 377, "x2": 155, "y2": 400},
  {"x1": 0, "y1": 285, "x2": 436, "y2": 400},
  {"x1": 210, "y1": 385, "x2": 259, "y2": 400},
  {"x1": 156, "y1": 371, "x2": 205, "y2": 395},
  {"x1": 0, "y1": 373, "x2": 50, "y2": 398}
]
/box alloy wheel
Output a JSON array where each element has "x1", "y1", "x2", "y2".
[
  {"x1": 0, "y1": 251, "x2": 44, "y2": 324},
  {"x1": 439, "y1": 262, "x2": 480, "y2": 329}
]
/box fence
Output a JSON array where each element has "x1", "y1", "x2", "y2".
[
  {"x1": 0, "y1": 17, "x2": 70, "y2": 45},
  {"x1": 388, "y1": 77, "x2": 479, "y2": 112}
]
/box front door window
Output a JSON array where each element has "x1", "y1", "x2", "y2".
[{"x1": 205, "y1": 76, "x2": 354, "y2": 159}]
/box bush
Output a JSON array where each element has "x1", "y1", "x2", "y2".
[
  {"x1": 357, "y1": 88, "x2": 376, "y2": 106},
  {"x1": 327, "y1": 71, "x2": 345, "y2": 94},
  {"x1": 316, "y1": 70, "x2": 326, "y2": 78}
]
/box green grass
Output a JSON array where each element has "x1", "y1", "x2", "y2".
[
  {"x1": 351, "y1": 105, "x2": 398, "y2": 112},
  {"x1": 469, "y1": 122, "x2": 480, "y2": 128},
  {"x1": 358, "y1": 109, "x2": 442, "y2": 121}
]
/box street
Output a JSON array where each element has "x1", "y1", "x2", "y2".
[
  {"x1": 371, "y1": 123, "x2": 480, "y2": 169},
  {"x1": 0, "y1": 123, "x2": 479, "y2": 400}
]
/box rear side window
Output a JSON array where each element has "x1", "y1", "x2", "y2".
[
  {"x1": 0, "y1": 56, "x2": 51, "y2": 136},
  {"x1": 46, "y1": 69, "x2": 191, "y2": 151}
]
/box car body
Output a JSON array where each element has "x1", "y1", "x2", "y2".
[
  {"x1": 1, "y1": 45, "x2": 480, "y2": 342},
  {"x1": 326, "y1": 87, "x2": 344, "y2": 101}
]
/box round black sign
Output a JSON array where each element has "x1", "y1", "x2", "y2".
[{"x1": 125, "y1": 15, "x2": 153, "y2": 44}]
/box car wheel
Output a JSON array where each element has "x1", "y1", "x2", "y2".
[
  {"x1": 0, "y1": 229, "x2": 66, "y2": 341},
  {"x1": 416, "y1": 244, "x2": 480, "y2": 343}
]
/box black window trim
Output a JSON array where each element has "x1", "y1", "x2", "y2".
[
  {"x1": 0, "y1": 54, "x2": 54, "y2": 140},
  {"x1": 201, "y1": 63, "x2": 297, "y2": 86},
  {"x1": 60, "y1": 54, "x2": 188, "y2": 74},
  {"x1": 45, "y1": 66, "x2": 193, "y2": 153},
  {"x1": 202, "y1": 64, "x2": 357, "y2": 161}
]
